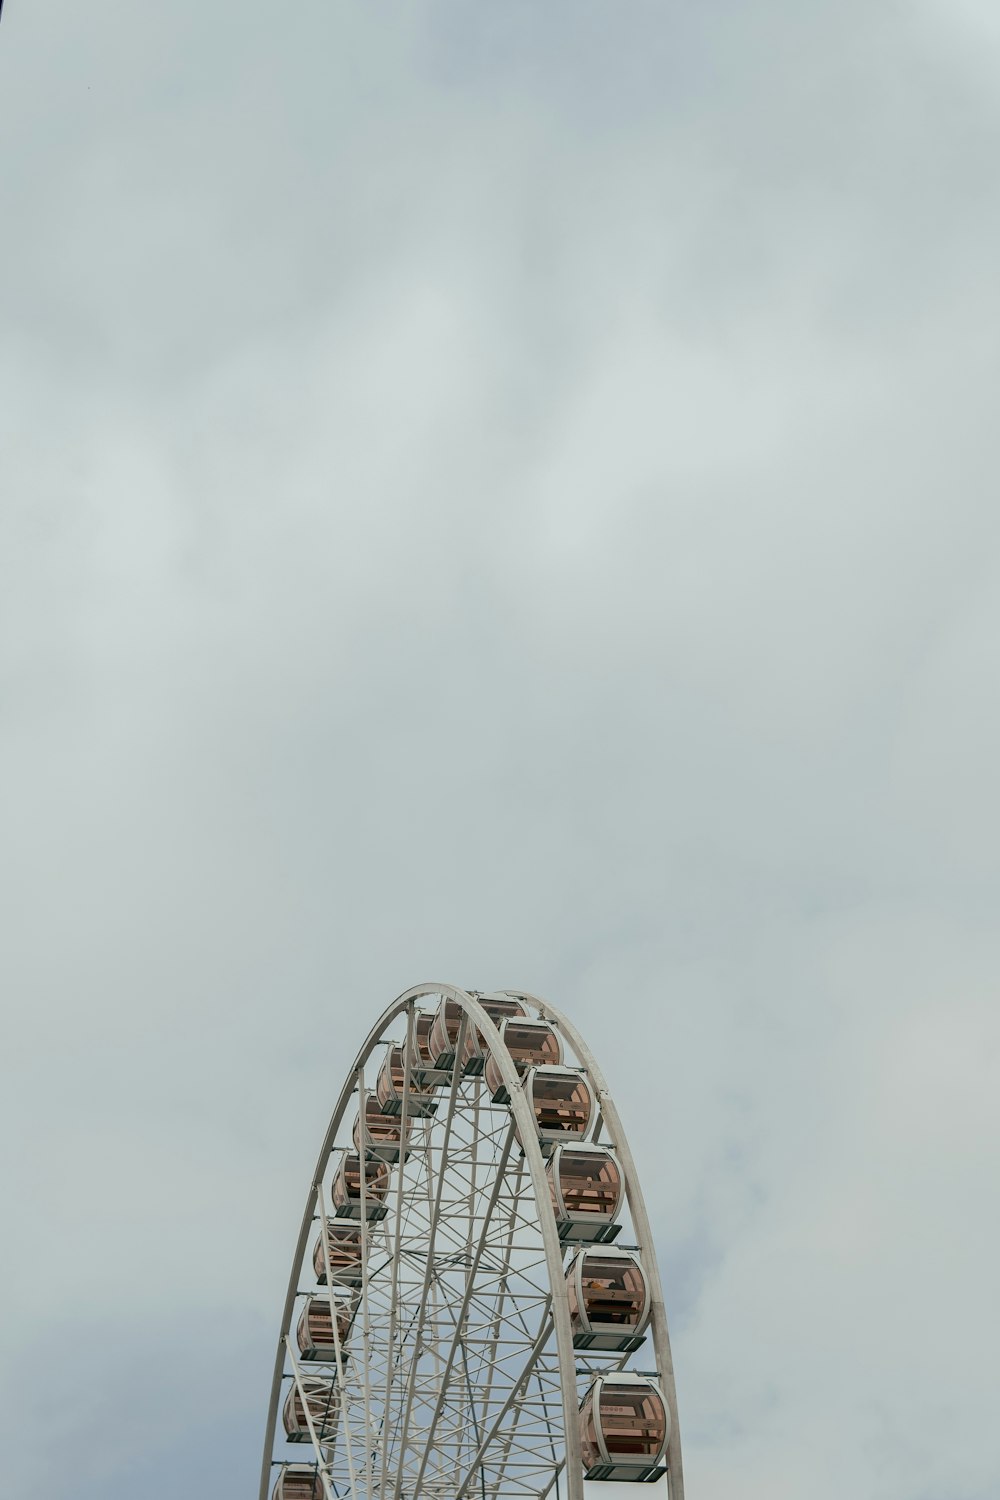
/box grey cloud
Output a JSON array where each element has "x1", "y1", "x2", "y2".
[{"x1": 1, "y1": 1, "x2": 998, "y2": 1498}]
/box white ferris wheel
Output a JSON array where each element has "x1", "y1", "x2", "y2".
[{"x1": 259, "y1": 985, "x2": 685, "y2": 1500}]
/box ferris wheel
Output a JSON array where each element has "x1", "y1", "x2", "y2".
[{"x1": 259, "y1": 985, "x2": 685, "y2": 1500}]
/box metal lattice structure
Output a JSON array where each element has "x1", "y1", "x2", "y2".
[{"x1": 260, "y1": 985, "x2": 685, "y2": 1500}]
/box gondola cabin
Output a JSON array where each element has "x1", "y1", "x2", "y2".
[
  {"x1": 282, "y1": 1378, "x2": 340, "y2": 1444},
  {"x1": 272, "y1": 1464, "x2": 324, "y2": 1500},
  {"x1": 412, "y1": 1008, "x2": 452, "y2": 1086},
  {"x1": 485, "y1": 1019, "x2": 562, "y2": 1102},
  {"x1": 331, "y1": 1153, "x2": 390, "y2": 1220},
  {"x1": 546, "y1": 1144, "x2": 622, "y2": 1242},
  {"x1": 579, "y1": 1374, "x2": 670, "y2": 1482},
  {"x1": 295, "y1": 1295, "x2": 356, "y2": 1362},
  {"x1": 413, "y1": 1009, "x2": 435, "y2": 1068},
  {"x1": 566, "y1": 1248, "x2": 650, "y2": 1351},
  {"x1": 375, "y1": 1044, "x2": 438, "y2": 1117},
  {"x1": 461, "y1": 996, "x2": 526, "y2": 1074},
  {"x1": 312, "y1": 1221, "x2": 364, "y2": 1286},
  {"x1": 515, "y1": 1066, "x2": 594, "y2": 1152},
  {"x1": 427, "y1": 997, "x2": 467, "y2": 1069},
  {"x1": 351, "y1": 1095, "x2": 412, "y2": 1163}
]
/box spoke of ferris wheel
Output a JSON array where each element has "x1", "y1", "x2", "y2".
[
  {"x1": 408, "y1": 1111, "x2": 519, "y2": 1496},
  {"x1": 283, "y1": 1333, "x2": 339, "y2": 1500},
  {"x1": 482, "y1": 1223, "x2": 564, "y2": 1500},
  {"x1": 477, "y1": 1150, "x2": 526, "y2": 1422},
  {"x1": 316, "y1": 1176, "x2": 361, "y2": 1500},
  {"x1": 452, "y1": 1305, "x2": 555, "y2": 1500},
  {"x1": 387, "y1": 1010, "x2": 471, "y2": 1500},
  {"x1": 377, "y1": 1001, "x2": 416, "y2": 1500},
  {"x1": 310, "y1": 1048, "x2": 555, "y2": 1493},
  {"x1": 486, "y1": 1385, "x2": 559, "y2": 1500},
  {"x1": 371, "y1": 1134, "x2": 440, "y2": 1476},
  {"x1": 483, "y1": 1363, "x2": 561, "y2": 1495},
  {"x1": 406, "y1": 1229, "x2": 550, "y2": 1428},
  {"x1": 466, "y1": 1066, "x2": 482, "y2": 1262},
  {"x1": 533, "y1": 1456, "x2": 567, "y2": 1500},
  {"x1": 429, "y1": 1108, "x2": 485, "y2": 1479},
  {"x1": 355, "y1": 1061, "x2": 376, "y2": 1500},
  {"x1": 421, "y1": 1271, "x2": 547, "y2": 1384},
  {"x1": 486, "y1": 1390, "x2": 536, "y2": 1494},
  {"x1": 462, "y1": 1068, "x2": 484, "y2": 1475}
]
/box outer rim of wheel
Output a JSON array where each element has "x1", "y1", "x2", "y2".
[
  {"x1": 504, "y1": 989, "x2": 684, "y2": 1499},
  {"x1": 259, "y1": 983, "x2": 684, "y2": 1500}
]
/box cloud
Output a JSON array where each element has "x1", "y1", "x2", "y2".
[{"x1": 1, "y1": 2, "x2": 998, "y2": 1498}]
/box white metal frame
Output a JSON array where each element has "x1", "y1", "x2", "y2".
[{"x1": 259, "y1": 984, "x2": 685, "y2": 1500}]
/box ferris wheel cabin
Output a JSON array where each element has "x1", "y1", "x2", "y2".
[
  {"x1": 515, "y1": 1065, "x2": 594, "y2": 1152},
  {"x1": 295, "y1": 1295, "x2": 356, "y2": 1362},
  {"x1": 331, "y1": 1153, "x2": 389, "y2": 1221},
  {"x1": 545, "y1": 1142, "x2": 623, "y2": 1243},
  {"x1": 271, "y1": 1464, "x2": 324, "y2": 1500},
  {"x1": 566, "y1": 1247, "x2": 651, "y2": 1351},
  {"x1": 375, "y1": 1043, "x2": 438, "y2": 1116},
  {"x1": 351, "y1": 1094, "x2": 413, "y2": 1163},
  {"x1": 484, "y1": 1018, "x2": 563, "y2": 1101},
  {"x1": 579, "y1": 1374, "x2": 670, "y2": 1483},
  {"x1": 460, "y1": 995, "x2": 527, "y2": 1073},
  {"x1": 411, "y1": 1008, "x2": 454, "y2": 1086},
  {"x1": 426, "y1": 997, "x2": 464, "y2": 1069},
  {"x1": 282, "y1": 1378, "x2": 340, "y2": 1444},
  {"x1": 312, "y1": 1221, "x2": 364, "y2": 1286}
]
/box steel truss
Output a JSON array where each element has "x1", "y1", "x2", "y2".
[{"x1": 259, "y1": 985, "x2": 685, "y2": 1500}]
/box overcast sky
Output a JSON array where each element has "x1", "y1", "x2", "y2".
[{"x1": 1, "y1": 2, "x2": 999, "y2": 1498}]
